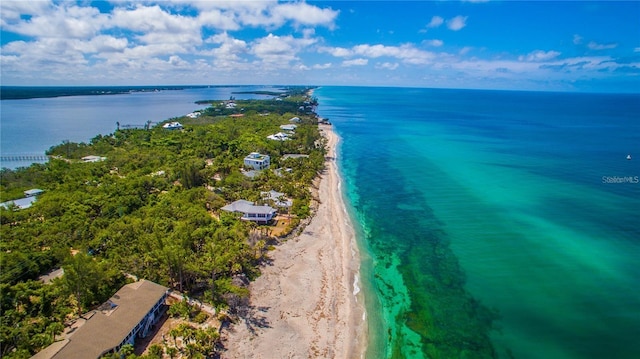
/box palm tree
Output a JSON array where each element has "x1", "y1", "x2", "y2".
[{"x1": 166, "y1": 346, "x2": 178, "y2": 359}]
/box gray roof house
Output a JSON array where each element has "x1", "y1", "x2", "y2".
[
  {"x1": 33, "y1": 280, "x2": 168, "y2": 359},
  {"x1": 0, "y1": 189, "x2": 43, "y2": 210},
  {"x1": 221, "y1": 200, "x2": 277, "y2": 224}
]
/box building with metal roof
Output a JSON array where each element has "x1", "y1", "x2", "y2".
[{"x1": 33, "y1": 280, "x2": 168, "y2": 359}]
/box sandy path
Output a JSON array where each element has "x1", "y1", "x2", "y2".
[{"x1": 222, "y1": 124, "x2": 367, "y2": 358}]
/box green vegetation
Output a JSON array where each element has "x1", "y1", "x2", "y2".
[{"x1": 0, "y1": 89, "x2": 325, "y2": 357}]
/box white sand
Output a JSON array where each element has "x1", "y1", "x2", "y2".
[{"x1": 222, "y1": 124, "x2": 367, "y2": 358}]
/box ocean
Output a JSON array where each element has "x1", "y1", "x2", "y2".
[
  {"x1": 2, "y1": 86, "x2": 639, "y2": 358},
  {"x1": 315, "y1": 87, "x2": 640, "y2": 359}
]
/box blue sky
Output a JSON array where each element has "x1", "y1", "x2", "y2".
[{"x1": 1, "y1": 1, "x2": 638, "y2": 92}]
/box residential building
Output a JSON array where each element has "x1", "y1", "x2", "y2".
[
  {"x1": 266, "y1": 132, "x2": 290, "y2": 141},
  {"x1": 162, "y1": 122, "x2": 183, "y2": 130},
  {"x1": 32, "y1": 280, "x2": 168, "y2": 359},
  {"x1": 221, "y1": 200, "x2": 277, "y2": 224},
  {"x1": 244, "y1": 152, "x2": 270, "y2": 170},
  {"x1": 82, "y1": 155, "x2": 107, "y2": 163},
  {"x1": 24, "y1": 189, "x2": 44, "y2": 197},
  {"x1": 279, "y1": 124, "x2": 297, "y2": 131}
]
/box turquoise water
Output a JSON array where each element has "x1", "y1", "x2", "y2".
[{"x1": 316, "y1": 87, "x2": 640, "y2": 359}]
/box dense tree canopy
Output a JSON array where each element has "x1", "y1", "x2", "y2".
[{"x1": 0, "y1": 90, "x2": 326, "y2": 357}]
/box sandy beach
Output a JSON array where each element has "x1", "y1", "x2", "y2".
[{"x1": 222, "y1": 124, "x2": 367, "y2": 358}]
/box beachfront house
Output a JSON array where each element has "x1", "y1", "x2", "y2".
[
  {"x1": 280, "y1": 124, "x2": 297, "y2": 131},
  {"x1": 1, "y1": 188, "x2": 44, "y2": 210},
  {"x1": 33, "y1": 280, "x2": 168, "y2": 359},
  {"x1": 267, "y1": 132, "x2": 290, "y2": 141},
  {"x1": 1, "y1": 196, "x2": 37, "y2": 210},
  {"x1": 24, "y1": 188, "x2": 44, "y2": 197},
  {"x1": 82, "y1": 155, "x2": 106, "y2": 163},
  {"x1": 221, "y1": 200, "x2": 277, "y2": 224},
  {"x1": 289, "y1": 116, "x2": 301, "y2": 123},
  {"x1": 244, "y1": 152, "x2": 270, "y2": 170},
  {"x1": 162, "y1": 121, "x2": 183, "y2": 130}
]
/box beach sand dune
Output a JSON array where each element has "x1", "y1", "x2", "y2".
[{"x1": 222, "y1": 124, "x2": 366, "y2": 358}]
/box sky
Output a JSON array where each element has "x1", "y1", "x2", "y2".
[{"x1": 1, "y1": 1, "x2": 639, "y2": 92}]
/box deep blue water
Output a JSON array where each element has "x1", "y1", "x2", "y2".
[{"x1": 315, "y1": 87, "x2": 640, "y2": 359}]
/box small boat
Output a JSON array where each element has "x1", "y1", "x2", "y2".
[{"x1": 627, "y1": 154, "x2": 632, "y2": 160}]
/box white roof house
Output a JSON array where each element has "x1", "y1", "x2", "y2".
[
  {"x1": 1, "y1": 196, "x2": 37, "y2": 210},
  {"x1": 162, "y1": 122, "x2": 183, "y2": 130},
  {"x1": 82, "y1": 155, "x2": 107, "y2": 163},
  {"x1": 280, "y1": 124, "x2": 297, "y2": 131},
  {"x1": 244, "y1": 152, "x2": 270, "y2": 170},
  {"x1": 24, "y1": 188, "x2": 44, "y2": 197},
  {"x1": 289, "y1": 117, "x2": 301, "y2": 123},
  {"x1": 221, "y1": 200, "x2": 277, "y2": 224},
  {"x1": 267, "y1": 132, "x2": 290, "y2": 141}
]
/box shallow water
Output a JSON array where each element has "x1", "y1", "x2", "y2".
[{"x1": 316, "y1": 87, "x2": 640, "y2": 359}]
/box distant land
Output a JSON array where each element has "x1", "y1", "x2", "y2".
[{"x1": 0, "y1": 85, "x2": 212, "y2": 100}]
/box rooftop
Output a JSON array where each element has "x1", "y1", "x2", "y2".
[
  {"x1": 221, "y1": 200, "x2": 276, "y2": 215},
  {"x1": 38, "y1": 280, "x2": 167, "y2": 359}
]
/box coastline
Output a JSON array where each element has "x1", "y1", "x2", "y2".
[{"x1": 221, "y1": 123, "x2": 367, "y2": 358}]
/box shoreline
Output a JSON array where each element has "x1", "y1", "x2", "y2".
[{"x1": 221, "y1": 123, "x2": 367, "y2": 358}]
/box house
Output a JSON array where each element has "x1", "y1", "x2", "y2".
[
  {"x1": 82, "y1": 155, "x2": 106, "y2": 163},
  {"x1": 261, "y1": 190, "x2": 293, "y2": 208},
  {"x1": 267, "y1": 132, "x2": 290, "y2": 141},
  {"x1": 225, "y1": 102, "x2": 237, "y2": 109},
  {"x1": 289, "y1": 116, "x2": 301, "y2": 123},
  {"x1": 244, "y1": 152, "x2": 270, "y2": 170},
  {"x1": 33, "y1": 280, "x2": 168, "y2": 359},
  {"x1": 0, "y1": 196, "x2": 37, "y2": 210},
  {"x1": 185, "y1": 112, "x2": 200, "y2": 118},
  {"x1": 221, "y1": 200, "x2": 277, "y2": 224},
  {"x1": 279, "y1": 124, "x2": 297, "y2": 131},
  {"x1": 162, "y1": 122, "x2": 183, "y2": 130},
  {"x1": 24, "y1": 188, "x2": 44, "y2": 197},
  {"x1": 1, "y1": 188, "x2": 44, "y2": 210}
]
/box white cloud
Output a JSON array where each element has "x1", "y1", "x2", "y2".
[
  {"x1": 168, "y1": 55, "x2": 188, "y2": 67},
  {"x1": 447, "y1": 16, "x2": 468, "y2": 31},
  {"x1": 197, "y1": 9, "x2": 240, "y2": 31},
  {"x1": 518, "y1": 50, "x2": 561, "y2": 62},
  {"x1": 424, "y1": 39, "x2": 444, "y2": 47},
  {"x1": 3, "y1": 3, "x2": 108, "y2": 39},
  {"x1": 427, "y1": 16, "x2": 444, "y2": 28},
  {"x1": 342, "y1": 58, "x2": 368, "y2": 67},
  {"x1": 376, "y1": 62, "x2": 399, "y2": 70},
  {"x1": 634, "y1": 47, "x2": 640, "y2": 53},
  {"x1": 573, "y1": 34, "x2": 583, "y2": 45},
  {"x1": 319, "y1": 43, "x2": 437, "y2": 65},
  {"x1": 587, "y1": 41, "x2": 618, "y2": 50},
  {"x1": 203, "y1": 32, "x2": 248, "y2": 69},
  {"x1": 459, "y1": 46, "x2": 473, "y2": 55},
  {"x1": 271, "y1": 2, "x2": 339, "y2": 29},
  {"x1": 313, "y1": 63, "x2": 332, "y2": 69},
  {"x1": 352, "y1": 44, "x2": 436, "y2": 64},
  {"x1": 318, "y1": 46, "x2": 353, "y2": 57},
  {"x1": 251, "y1": 33, "x2": 316, "y2": 66}
]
